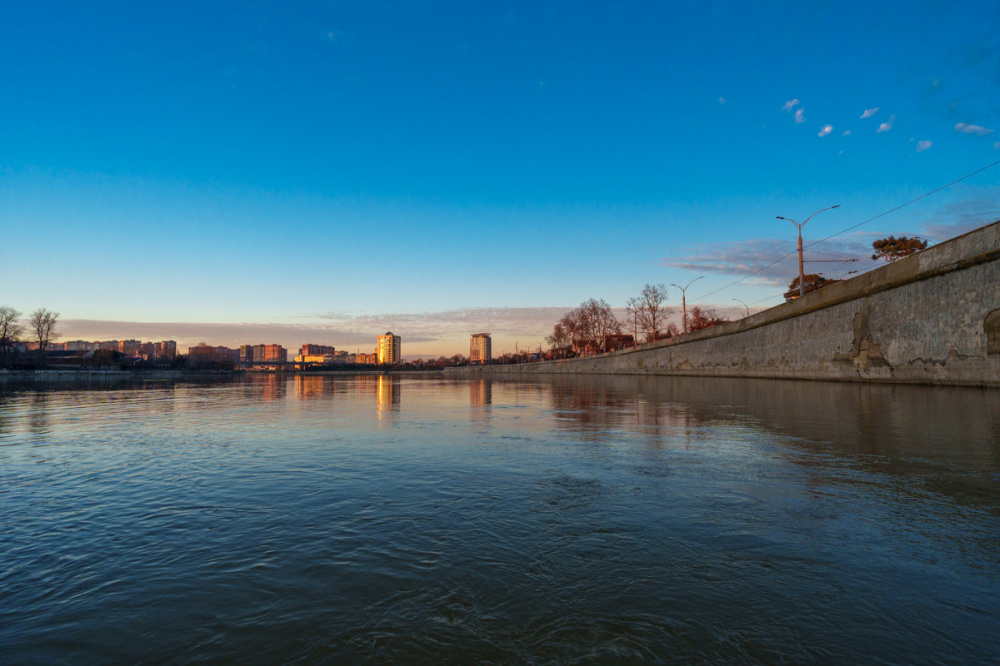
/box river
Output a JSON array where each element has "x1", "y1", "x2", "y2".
[{"x1": 1, "y1": 374, "x2": 997, "y2": 663}]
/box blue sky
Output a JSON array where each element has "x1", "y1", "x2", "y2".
[{"x1": 2, "y1": 1, "x2": 998, "y2": 355}]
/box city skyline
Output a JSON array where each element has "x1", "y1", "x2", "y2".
[{"x1": 2, "y1": 1, "x2": 998, "y2": 356}]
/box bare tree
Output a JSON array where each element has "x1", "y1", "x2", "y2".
[
  {"x1": 579, "y1": 298, "x2": 621, "y2": 350},
  {"x1": 630, "y1": 283, "x2": 671, "y2": 341},
  {"x1": 0, "y1": 306, "x2": 24, "y2": 366},
  {"x1": 29, "y1": 308, "x2": 59, "y2": 366},
  {"x1": 625, "y1": 297, "x2": 642, "y2": 345},
  {"x1": 548, "y1": 299, "x2": 620, "y2": 355}
]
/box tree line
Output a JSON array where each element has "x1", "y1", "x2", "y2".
[
  {"x1": 546, "y1": 284, "x2": 730, "y2": 357},
  {"x1": 0, "y1": 307, "x2": 59, "y2": 366}
]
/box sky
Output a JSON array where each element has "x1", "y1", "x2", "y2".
[{"x1": 2, "y1": 0, "x2": 998, "y2": 357}]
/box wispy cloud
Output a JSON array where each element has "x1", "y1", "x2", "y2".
[
  {"x1": 818, "y1": 124, "x2": 833, "y2": 137},
  {"x1": 794, "y1": 108, "x2": 806, "y2": 123},
  {"x1": 718, "y1": 96, "x2": 726, "y2": 104},
  {"x1": 920, "y1": 191, "x2": 1000, "y2": 240},
  {"x1": 660, "y1": 236, "x2": 871, "y2": 286},
  {"x1": 842, "y1": 130, "x2": 851, "y2": 136},
  {"x1": 916, "y1": 140, "x2": 933, "y2": 152},
  {"x1": 877, "y1": 114, "x2": 896, "y2": 133},
  {"x1": 954, "y1": 122, "x2": 994, "y2": 135},
  {"x1": 860, "y1": 107, "x2": 879, "y2": 119},
  {"x1": 782, "y1": 99, "x2": 800, "y2": 112}
]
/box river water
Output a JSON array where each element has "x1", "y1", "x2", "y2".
[{"x1": 1, "y1": 374, "x2": 998, "y2": 663}]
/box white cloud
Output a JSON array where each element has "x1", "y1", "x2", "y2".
[
  {"x1": 782, "y1": 99, "x2": 800, "y2": 112},
  {"x1": 842, "y1": 130, "x2": 851, "y2": 136},
  {"x1": 718, "y1": 96, "x2": 726, "y2": 104},
  {"x1": 954, "y1": 123, "x2": 994, "y2": 136},
  {"x1": 877, "y1": 114, "x2": 896, "y2": 133},
  {"x1": 995, "y1": 142, "x2": 999, "y2": 150},
  {"x1": 916, "y1": 140, "x2": 933, "y2": 152},
  {"x1": 818, "y1": 124, "x2": 833, "y2": 137},
  {"x1": 794, "y1": 108, "x2": 806, "y2": 123},
  {"x1": 860, "y1": 107, "x2": 879, "y2": 119}
]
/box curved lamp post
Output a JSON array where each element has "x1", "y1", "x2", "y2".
[
  {"x1": 776, "y1": 205, "x2": 840, "y2": 298},
  {"x1": 733, "y1": 298, "x2": 750, "y2": 318},
  {"x1": 670, "y1": 276, "x2": 703, "y2": 334}
]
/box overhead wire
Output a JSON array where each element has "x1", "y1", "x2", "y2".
[{"x1": 689, "y1": 159, "x2": 1000, "y2": 304}]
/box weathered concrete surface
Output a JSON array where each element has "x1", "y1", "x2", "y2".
[{"x1": 449, "y1": 220, "x2": 1000, "y2": 387}]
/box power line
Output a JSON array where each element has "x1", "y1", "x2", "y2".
[
  {"x1": 804, "y1": 159, "x2": 1000, "y2": 250},
  {"x1": 691, "y1": 159, "x2": 1000, "y2": 303}
]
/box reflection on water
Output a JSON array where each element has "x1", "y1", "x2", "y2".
[
  {"x1": 377, "y1": 375, "x2": 401, "y2": 415},
  {"x1": 1, "y1": 374, "x2": 998, "y2": 663}
]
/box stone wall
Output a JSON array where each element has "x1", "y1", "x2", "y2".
[{"x1": 449, "y1": 220, "x2": 1000, "y2": 387}]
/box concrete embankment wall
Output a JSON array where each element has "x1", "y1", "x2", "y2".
[{"x1": 449, "y1": 220, "x2": 1000, "y2": 387}]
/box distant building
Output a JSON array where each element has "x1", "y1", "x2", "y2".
[
  {"x1": 603, "y1": 334, "x2": 634, "y2": 352},
  {"x1": 355, "y1": 352, "x2": 377, "y2": 365},
  {"x1": 300, "y1": 344, "x2": 335, "y2": 356},
  {"x1": 156, "y1": 340, "x2": 177, "y2": 360},
  {"x1": 470, "y1": 333, "x2": 492, "y2": 365},
  {"x1": 188, "y1": 344, "x2": 238, "y2": 362},
  {"x1": 99, "y1": 341, "x2": 119, "y2": 351},
  {"x1": 64, "y1": 340, "x2": 99, "y2": 351},
  {"x1": 119, "y1": 339, "x2": 141, "y2": 357},
  {"x1": 252, "y1": 344, "x2": 266, "y2": 362},
  {"x1": 239, "y1": 345, "x2": 255, "y2": 362},
  {"x1": 377, "y1": 332, "x2": 401, "y2": 365},
  {"x1": 139, "y1": 342, "x2": 156, "y2": 359},
  {"x1": 295, "y1": 353, "x2": 336, "y2": 364},
  {"x1": 264, "y1": 344, "x2": 287, "y2": 363}
]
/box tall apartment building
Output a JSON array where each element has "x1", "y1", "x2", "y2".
[
  {"x1": 263, "y1": 344, "x2": 287, "y2": 363},
  {"x1": 139, "y1": 342, "x2": 156, "y2": 359},
  {"x1": 377, "y1": 332, "x2": 401, "y2": 365},
  {"x1": 470, "y1": 333, "x2": 492, "y2": 365},
  {"x1": 252, "y1": 344, "x2": 266, "y2": 362},
  {"x1": 64, "y1": 340, "x2": 99, "y2": 351},
  {"x1": 119, "y1": 339, "x2": 141, "y2": 357},
  {"x1": 156, "y1": 340, "x2": 177, "y2": 360},
  {"x1": 300, "y1": 344, "x2": 335, "y2": 356}
]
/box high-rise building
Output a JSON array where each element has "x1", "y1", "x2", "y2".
[
  {"x1": 156, "y1": 340, "x2": 177, "y2": 360},
  {"x1": 377, "y1": 332, "x2": 401, "y2": 365},
  {"x1": 252, "y1": 344, "x2": 266, "y2": 362},
  {"x1": 64, "y1": 340, "x2": 99, "y2": 351},
  {"x1": 264, "y1": 344, "x2": 287, "y2": 363},
  {"x1": 470, "y1": 333, "x2": 492, "y2": 365},
  {"x1": 119, "y1": 339, "x2": 141, "y2": 357},
  {"x1": 300, "y1": 344, "x2": 335, "y2": 356},
  {"x1": 139, "y1": 342, "x2": 156, "y2": 359}
]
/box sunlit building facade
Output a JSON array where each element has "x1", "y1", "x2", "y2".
[
  {"x1": 300, "y1": 344, "x2": 335, "y2": 356},
  {"x1": 263, "y1": 344, "x2": 287, "y2": 363},
  {"x1": 377, "y1": 332, "x2": 401, "y2": 365},
  {"x1": 470, "y1": 333, "x2": 492, "y2": 365}
]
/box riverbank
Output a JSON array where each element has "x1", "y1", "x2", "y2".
[{"x1": 448, "y1": 219, "x2": 1000, "y2": 387}]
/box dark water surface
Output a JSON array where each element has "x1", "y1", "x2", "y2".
[{"x1": 1, "y1": 374, "x2": 998, "y2": 664}]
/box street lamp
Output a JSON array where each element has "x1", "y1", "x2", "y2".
[
  {"x1": 733, "y1": 298, "x2": 750, "y2": 318},
  {"x1": 670, "y1": 276, "x2": 703, "y2": 334},
  {"x1": 776, "y1": 205, "x2": 840, "y2": 298}
]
